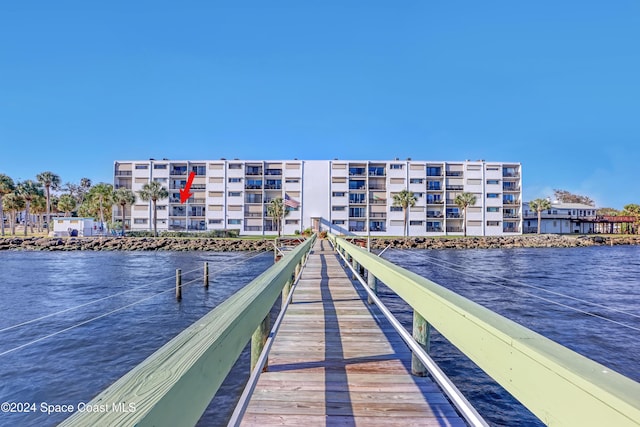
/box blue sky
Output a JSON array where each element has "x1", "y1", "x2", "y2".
[{"x1": 1, "y1": 1, "x2": 638, "y2": 208}]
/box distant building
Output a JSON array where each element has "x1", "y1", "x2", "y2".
[
  {"x1": 522, "y1": 202, "x2": 598, "y2": 234},
  {"x1": 113, "y1": 159, "x2": 523, "y2": 236}
]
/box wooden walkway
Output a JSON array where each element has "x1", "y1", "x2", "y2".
[{"x1": 241, "y1": 240, "x2": 466, "y2": 426}]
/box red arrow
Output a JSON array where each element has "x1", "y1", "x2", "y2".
[{"x1": 180, "y1": 171, "x2": 196, "y2": 204}]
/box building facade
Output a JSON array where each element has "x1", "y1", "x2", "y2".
[
  {"x1": 114, "y1": 159, "x2": 522, "y2": 236},
  {"x1": 522, "y1": 201, "x2": 598, "y2": 234}
]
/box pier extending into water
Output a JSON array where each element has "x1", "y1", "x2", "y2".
[{"x1": 59, "y1": 235, "x2": 640, "y2": 427}]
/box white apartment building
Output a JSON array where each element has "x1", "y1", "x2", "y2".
[{"x1": 113, "y1": 159, "x2": 522, "y2": 236}]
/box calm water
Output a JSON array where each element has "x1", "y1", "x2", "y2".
[{"x1": 0, "y1": 247, "x2": 638, "y2": 426}]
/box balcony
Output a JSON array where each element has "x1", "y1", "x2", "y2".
[
  {"x1": 427, "y1": 200, "x2": 444, "y2": 205},
  {"x1": 244, "y1": 212, "x2": 262, "y2": 218},
  {"x1": 427, "y1": 226, "x2": 443, "y2": 232},
  {"x1": 369, "y1": 212, "x2": 386, "y2": 218},
  {"x1": 446, "y1": 171, "x2": 463, "y2": 177},
  {"x1": 349, "y1": 168, "x2": 366, "y2": 177},
  {"x1": 427, "y1": 213, "x2": 443, "y2": 218},
  {"x1": 349, "y1": 227, "x2": 366, "y2": 232},
  {"x1": 503, "y1": 226, "x2": 521, "y2": 233},
  {"x1": 244, "y1": 226, "x2": 262, "y2": 231},
  {"x1": 369, "y1": 199, "x2": 387, "y2": 204},
  {"x1": 503, "y1": 185, "x2": 520, "y2": 192},
  {"x1": 368, "y1": 168, "x2": 386, "y2": 177},
  {"x1": 446, "y1": 185, "x2": 464, "y2": 191},
  {"x1": 245, "y1": 185, "x2": 263, "y2": 190},
  {"x1": 265, "y1": 169, "x2": 282, "y2": 176},
  {"x1": 115, "y1": 170, "x2": 132, "y2": 176},
  {"x1": 245, "y1": 167, "x2": 263, "y2": 176},
  {"x1": 503, "y1": 199, "x2": 520, "y2": 205},
  {"x1": 264, "y1": 184, "x2": 282, "y2": 190},
  {"x1": 427, "y1": 186, "x2": 442, "y2": 191},
  {"x1": 503, "y1": 172, "x2": 519, "y2": 178},
  {"x1": 191, "y1": 184, "x2": 206, "y2": 191},
  {"x1": 446, "y1": 213, "x2": 461, "y2": 219},
  {"x1": 368, "y1": 184, "x2": 386, "y2": 190},
  {"x1": 446, "y1": 227, "x2": 463, "y2": 232},
  {"x1": 170, "y1": 168, "x2": 188, "y2": 176},
  {"x1": 503, "y1": 214, "x2": 520, "y2": 219},
  {"x1": 245, "y1": 196, "x2": 262, "y2": 204}
]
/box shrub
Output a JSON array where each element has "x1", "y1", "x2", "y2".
[{"x1": 319, "y1": 230, "x2": 328, "y2": 239}]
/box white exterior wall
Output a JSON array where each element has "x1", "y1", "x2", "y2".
[{"x1": 114, "y1": 159, "x2": 522, "y2": 236}]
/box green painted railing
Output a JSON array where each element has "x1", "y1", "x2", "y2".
[
  {"x1": 59, "y1": 235, "x2": 315, "y2": 427},
  {"x1": 331, "y1": 235, "x2": 640, "y2": 427}
]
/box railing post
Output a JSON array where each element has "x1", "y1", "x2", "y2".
[
  {"x1": 175, "y1": 269, "x2": 182, "y2": 301},
  {"x1": 367, "y1": 271, "x2": 377, "y2": 305},
  {"x1": 352, "y1": 259, "x2": 359, "y2": 280},
  {"x1": 282, "y1": 279, "x2": 292, "y2": 309},
  {"x1": 251, "y1": 314, "x2": 270, "y2": 373},
  {"x1": 411, "y1": 310, "x2": 431, "y2": 377},
  {"x1": 204, "y1": 262, "x2": 209, "y2": 288}
]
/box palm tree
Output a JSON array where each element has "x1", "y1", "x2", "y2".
[
  {"x1": 392, "y1": 189, "x2": 417, "y2": 238},
  {"x1": 17, "y1": 180, "x2": 44, "y2": 236},
  {"x1": 529, "y1": 198, "x2": 552, "y2": 234},
  {"x1": 87, "y1": 183, "x2": 115, "y2": 232},
  {"x1": 57, "y1": 194, "x2": 77, "y2": 217},
  {"x1": 36, "y1": 171, "x2": 61, "y2": 225},
  {"x1": 113, "y1": 188, "x2": 136, "y2": 236},
  {"x1": 267, "y1": 198, "x2": 289, "y2": 237},
  {"x1": 0, "y1": 174, "x2": 16, "y2": 236},
  {"x1": 454, "y1": 192, "x2": 477, "y2": 237},
  {"x1": 137, "y1": 181, "x2": 168, "y2": 237},
  {"x1": 31, "y1": 195, "x2": 47, "y2": 233},
  {"x1": 3, "y1": 193, "x2": 25, "y2": 235}
]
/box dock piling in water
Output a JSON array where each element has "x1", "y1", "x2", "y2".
[
  {"x1": 204, "y1": 262, "x2": 209, "y2": 288},
  {"x1": 175, "y1": 268, "x2": 182, "y2": 301}
]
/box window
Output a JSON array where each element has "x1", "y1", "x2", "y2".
[
  {"x1": 487, "y1": 207, "x2": 500, "y2": 212},
  {"x1": 209, "y1": 191, "x2": 223, "y2": 197},
  {"x1": 135, "y1": 164, "x2": 148, "y2": 169},
  {"x1": 227, "y1": 219, "x2": 242, "y2": 225},
  {"x1": 208, "y1": 219, "x2": 222, "y2": 224},
  {"x1": 153, "y1": 164, "x2": 167, "y2": 169},
  {"x1": 285, "y1": 178, "x2": 300, "y2": 183},
  {"x1": 467, "y1": 165, "x2": 481, "y2": 171},
  {"x1": 426, "y1": 167, "x2": 441, "y2": 176},
  {"x1": 229, "y1": 178, "x2": 242, "y2": 183},
  {"x1": 228, "y1": 191, "x2": 241, "y2": 197},
  {"x1": 390, "y1": 178, "x2": 405, "y2": 184},
  {"x1": 487, "y1": 193, "x2": 499, "y2": 198},
  {"x1": 390, "y1": 164, "x2": 403, "y2": 169},
  {"x1": 285, "y1": 219, "x2": 299, "y2": 225},
  {"x1": 332, "y1": 220, "x2": 345, "y2": 225},
  {"x1": 134, "y1": 218, "x2": 148, "y2": 224},
  {"x1": 390, "y1": 206, "x2": 403, "y2": 212},
  {"x1": 487, "y1": 221, "x2": 500, "y2": 226},
  {"x1": 332, "y1": 192, "x2": 346, "y2": 197},
  {"x1": 410, "y1": 220, "x2": 423, "y2": 226},
  {"x1": 410, "y1": 178, "x2": 423, "y2": 184},
  {"x1": 157, "y1": 205, "x2": 167, "y2": 210},
  {"x1": 332, "y1": 206, "x2": 346, "y2": 211},
  {"x1": 487, "y1": 179, "x2": 500, "y2": 185},
  {"x1": 467, "y1": 179, "x2": 481, "y2": 185},
  {"x1": 229, "y1": 163, "x2": 242, "y2": 169},
  {"x1": 153, "y1": 178, "x2": 168, "y2": 183}
]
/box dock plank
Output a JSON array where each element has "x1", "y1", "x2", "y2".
[{"x1": 240, "y1": 240, "x2": 464, "y2": 426}]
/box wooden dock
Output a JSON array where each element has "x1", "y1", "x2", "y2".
[{"x1": 241, "y1": 239, "x2": 466, "y2": 426}]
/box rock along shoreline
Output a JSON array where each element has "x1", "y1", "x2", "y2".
[{"x1": 0, "y1": 234, "x2": 638, "y2": 251}]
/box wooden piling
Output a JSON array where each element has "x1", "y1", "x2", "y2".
[
  {"x1": 282, "y1": 279, "x2": 292, "y2": 309},
  {"x1": 411, "y1": 310, "x2": 431, "y2": 377},
  {"x1": 204, "y1": 262, "x2": 209, "y2": 288},
  {"x1": 175, "y1": 269, "x2": 182, "y2": 301},
  {"x1": 251, "y1": 315, "x2": 270, "y2": 372}
]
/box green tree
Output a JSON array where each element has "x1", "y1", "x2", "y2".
[
  {"x1": 597, "y1": 207, "x2": 619, "y2": 217},
  {"x1": 36, "y1": 171, "x2": 61, "y2": 225},
  {"x1": 17, "y1": 180, "x2": 44, "y2": 236},
  {"x1": 57, "y1": 194, "x2": 77, "y2": 217},
  {"x1": 454, "y1": 192, "x2": 477, "y2": 237},
  {"x1": 85, "y1": 183, "x2": 115, "y2": 231},
  {"x1": 113, "y1": 188, "x2": 136, "y2": 236},
  {"x1": 3, "y1": 193, "x2": 25, "y2": 235},
  {"x1": 553, "y1": 189, "x2": 595, "y2": 206},
  {"x1": 137, "y1": 181, "x2": 169, "y2": 237},
  {"x1": 622, "y1": 204, "x2": 640, "y2": 234},
  {"x1": 0, "y1": 174, "x2": 16, "y2": 236},
  {"x1": 529, "y1": 198, "x2": 552, "y2": 234},
  {"x1": 267, "y1": 197, "x2": 289, "y2": 237},
  {"x1": 31, "y1": 195, "x2": 47, "y2": 233},
  {"x1": 392, "y1": 189, "x2": 417, "y2": 238}
]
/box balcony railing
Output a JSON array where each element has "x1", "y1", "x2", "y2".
[
  {"x1": 446, "y1": 185, "x2": 464, "y2": 191},
  {"x1": 427, "y1": 200, "x2": 444, "y2": 205},
  {"x1": 244, "y1": 226, "x2": 262, "y2": 231},
  {"x1": 427, "y1": 226, "x2": 443, "y2": 232},
  {"x1": 503, "y1": 227, "x2": 521, "y2": 233},
  {"x1": 503, "y1": 214, "x2": 520, "y2": 219},
  {"x1": 446, "y1": 213, "x2": 461, "y2": 219},
  {"x1": 245, "y1": 185, "x2": 263, "y2": 189},
  {"x1": 245, "y1": 198, "x2": 262, "y2": 204},
  {"x1": 503, "y1": 186, "x2": 520, "y2": 192},
  {"x1": 426, "y1": 172, "x2": 443, "y2": 177},
  {"x1": 244, "y1": 212, "x2": 262, "y2": 218},
  {"x1": 446, "y1": 227, "x2": 463, "y2": 232},
  {"x1": 349, "y1": 227, "x2": 366, "y2": 232},
  {"x1": 368, "y1": 185, "x2": 386, "y2": 190},
  {"x1": 369, "y1": 212, "x2": 386, "y2": 218},
  {"x1": 446, "y1": 171, "x2": 463, "y2": 177},
  {"x1": 369, "y1": 199, "x2": 387, "y2": 204},
  {"x1": 191, "y1": 184, "x2": 206, "y2": 190},
  {"x1": 170, "y1": 170, "x2": 188, "y2": 176},
  {"x1": 264, "y1": 185, "x2": 282, "y2": 190},
  {"x1": 503, "y1": 172, "x2": 519, "y2": 178},
  {"x1": 427, "y1": 186, "x2": 442, "y2": 191},
  {"x1": 264, "y1": 170, "x2": 282, "y2": 176},
  {"x1": 368, "y1": 170, "x2": 386, "y2": 177},
  {"x1": 115, "y1": 171, "x2": 132, "y2": 176},
  {"x1": 427, "y1": 213, "x2": 444, "y2": 218},
  {"x1": 503, "y1": 200, "x2": 520, "y2": 205}
]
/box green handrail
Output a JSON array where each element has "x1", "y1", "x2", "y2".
[
  {"x1": 331, "y1": 234, "x2": 640, "y2": 427},
  {"x1": 59, "y1": 235, "x2": 316, "y2": 427}
]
